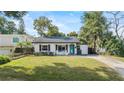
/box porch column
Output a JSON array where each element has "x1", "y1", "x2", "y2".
[
  {"x1": 68, "y1": 44, "x2": 70, "y2": 54},
  {"x1": 50, "y1": 44, "x2": 55, "y2": 53}
]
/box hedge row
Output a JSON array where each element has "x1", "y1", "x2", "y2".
[
  {"x1": 34, "y1": 52, "x2": 54, "y2": 56},
  {"x1": 0, "y1": 55, "x2": 11, "y2": 64},
  {"x1": 14, "y1": 47, "x2": 34, "y2": 54}
]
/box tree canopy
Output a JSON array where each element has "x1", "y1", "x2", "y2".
[
  {"x1": 0, "y1": 11, "x2": 27, "y2": 20},
  {"x1": 0, "y1": 11, "x2": 27, "y2": 34},
  {"x1": 67, "y1": 31, "x2": 78, "y2": 37},
  {"x1": 18, "y1": 18, "x2": 26, "y2": 34},
  {"x1": 47, "y1": 25, "x2": 59, "y2": 36},
  {"x1": 106, "y1": 12, "x2": 124, "y2": 40},
  {"x1": 33, "y1": 16, "x2": 66, "y2": 37},
  {"x1": 33, "y1": 16, "x2": 52, "y2": 36},
  {"x1": 79, "y1": 11, "x2": 124, "y2": 56},
  {"x1": 80, "y1": 12, "x2": 107, "y2": 52},
  {"x1": 0, "y1": 16, "x2": 7, "y2": 34},
  {"x1": 6, "y1": 21, "x2": 17, "y2": 34}
]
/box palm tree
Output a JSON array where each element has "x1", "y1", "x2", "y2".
[
  {"x1": 17, "y1": 42, "x2": 25, "y2": 48},
  {"x1": 24, "y1": 42, "x2": 32, "y2": 48}
]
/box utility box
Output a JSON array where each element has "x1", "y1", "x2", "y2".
[{"x1": 80, "y1": 45, "x2": 88, "y2": 55}]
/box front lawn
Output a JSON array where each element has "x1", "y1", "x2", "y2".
[{"x1": 0, "y1": 56, "x2": 123, "y2": 81}]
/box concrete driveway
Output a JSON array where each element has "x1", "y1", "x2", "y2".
[{"x1": 86, "y1": 55, "x2": 124, "y2": 78}]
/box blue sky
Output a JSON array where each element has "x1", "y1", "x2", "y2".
[{"x1": 23, "y1": 11, "x2": 83, "y2": 36}]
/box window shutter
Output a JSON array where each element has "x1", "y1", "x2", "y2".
[
  {"x1": 48, "y1": 45, "x2": 50, "y2": 51},
  {"x1": 56, "y1": 45, "x2": 57, "y2": 50},
  {"x1": 39, "y1": 45, "x2": 41, "y2": 51},
  {"x1": 66, "y1": 45, "x2": 68, "y2": 52}
]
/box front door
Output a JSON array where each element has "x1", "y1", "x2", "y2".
[{"x1": 70, "y1": 45, "x2": 75, "y2": 55}]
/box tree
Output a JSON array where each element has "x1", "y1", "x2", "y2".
[
  {"x1": 47, "y1": 25, "x2": 60, "y2": 36},
  {"x1": 0, "y1": 11, "x2": 27, "y2": 34},
  {"x1": 16, "y1": 41, "x2": 32, "y2": 54},
  {"x1": 34, "y1": 16, "x2": 66, "y2": 37},
  {"x1": 80, "y1": 12, "x2": 107, "y2": 52},
  {"x1": 17, "y1": 18, "x2": 26, "y2": 34},
  {"x1": 0, "y1": 17, "x2": 17, "y2": 34},
  {"x1": 6, "y1": 21, "x2": 17, "y2": 34},
  {"x1": 101, "y1": 31, "x2": 124, "y2": 55},
  {"x1": 0, "y1": 16, "x2": 7, "y2": 34},
  {"x1": 17, "y1": 41, "x2": 32, "y2": 48},
  {"x1": 106, "y1": 12, "x2": 124, "y2": 56},
  {"x1": 33, "y1": 16, "x2": 52, "y2": 36},
  {"x1": 106, "y1": 11, "x2": 124, "y2": 40},
  {"x1": 67, "y1": 31, "x2": 78, "y2": 37},
  {"x1": 46, "y1": 25, "x2": 65, "y2": 37},
  {"x1": 58, "y1": 32, "x2": 66, "y2": 37},
  {"x1": 23, "y1": 42, "x2": 32, "y2": 48},
  {"x1": 17, "y1": 42, "x2": 25, "y2": 48},
  {"x1": 0, "y1": 11, "x2": 27, "y2": 20}
]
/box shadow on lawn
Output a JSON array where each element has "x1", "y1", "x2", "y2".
[{"x1": 0, "y1": 63, "x2": 123, "y2": 81}]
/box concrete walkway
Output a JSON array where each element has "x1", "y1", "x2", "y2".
[{"x1": 86, "y1": 55, "x2": 124, "y2": 78}]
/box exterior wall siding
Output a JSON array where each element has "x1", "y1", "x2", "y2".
[{"x1": 33, "y1": 43, "x2": 78, "y2": 55}]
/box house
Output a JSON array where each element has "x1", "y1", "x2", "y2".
[
  {"x1": 32, "y1": 36, "x2": 80, "y2": 55},
  {"x1": 0, "y1": 34, "x2": 33, "y2": 55}
]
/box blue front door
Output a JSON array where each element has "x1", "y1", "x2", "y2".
[{"x1": 70, "y1": 45, "x2": 75, "y2": 54}]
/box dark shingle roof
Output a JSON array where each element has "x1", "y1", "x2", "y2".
[{"x1": 32, "y1": 36, "x2": 80, "y2": 43}]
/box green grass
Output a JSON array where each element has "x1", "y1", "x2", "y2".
[
  {"x1": 111, "y1": 56, "x2": 124, "y2": 62},
  {"x1": 0, "y1": 56, "x2": 123, "y2": 81}
]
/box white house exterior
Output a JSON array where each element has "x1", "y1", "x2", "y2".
[
  {"x1": 0, "y1": 34, "x2": 33, "y2": 55},
  {"x1": 32, "y1": 36, "x2": 80, "y2": 55},
  {"x1": 80, "y1": 45, "x2": 88, "y2": 55}
]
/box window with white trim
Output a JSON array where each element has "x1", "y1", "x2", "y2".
[
  {"x1": 58, "y1": 45, "x2": 65, "y2": 52},
  {"x1": 42, "y1": 45, "x2": 48, "y2": 51}
]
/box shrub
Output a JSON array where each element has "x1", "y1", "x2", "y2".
[
  {"x1": 14, "y1": 47, "x2": 34, "y2": 54},
  {"x1": 33, "y1": 52, "x2": 46, "y2": 56},
  {"x1": 0, "y1": 55, "x2": 11, "y2": 64},
  {"x1": 48, "y1": 52, "x2": 54, "y2": 56},
  {"x1": 14, "y1": 48, "x2": 23, "y2": 53},
  {"x1": 34, "y1": 52, "x2": 54, "y2": 56},
  {"x1": 23, "y1": 47, "x2": 34, "y2": 54}
]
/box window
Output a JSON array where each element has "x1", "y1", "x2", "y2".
[
  {"x1": 42, "y1": 45, "x2": 48, "y2": 51},
  {"x1": 13, "y1": 37, "x2": 19, "y2": 43},
  {"x1": 58, "y1": 46, "x2": 65, "y2": 52}
]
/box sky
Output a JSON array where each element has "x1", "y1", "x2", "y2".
[{"x1": 22, "y1": 11, "x2": 83, "y2": 36}]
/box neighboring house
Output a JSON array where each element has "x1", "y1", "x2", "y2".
[
  {"x1": 32, "y1": 36, "x2": 80, "y2": 55},
  {"x1": 0, "y1": 34, "x2": 33, "y2": 55}
]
